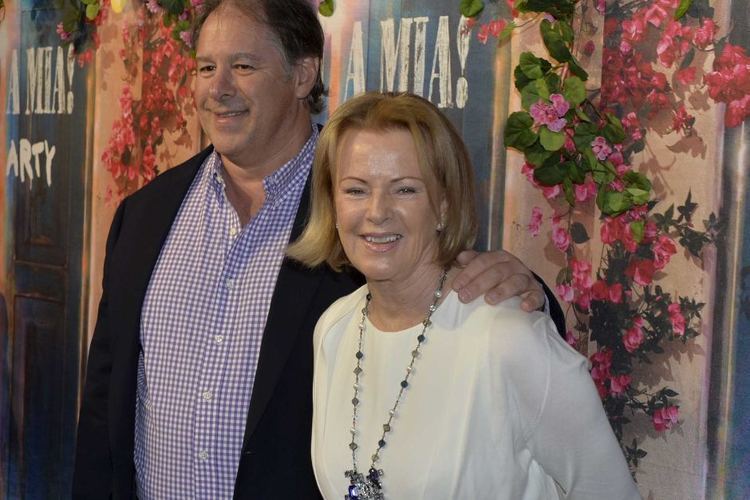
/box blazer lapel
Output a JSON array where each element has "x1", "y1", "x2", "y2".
[{"x1": 242, "y1": 178, "x2": 325, "y2": 439}]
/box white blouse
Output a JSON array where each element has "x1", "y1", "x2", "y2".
[{"x1": 312, "y1": 286, "x2": 640, "y2": 499}]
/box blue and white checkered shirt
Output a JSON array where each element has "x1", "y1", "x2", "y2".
[{"x1": 134, "y1": 128, "x2": 317, "y2": 499}]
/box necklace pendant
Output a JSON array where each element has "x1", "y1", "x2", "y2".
[{"x1": 344, "y1": 469, "x2": 384, "y2": 500}]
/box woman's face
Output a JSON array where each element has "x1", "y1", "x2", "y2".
[{"x1": 334, "y1": 128, "x2": 442, "y2": 286}]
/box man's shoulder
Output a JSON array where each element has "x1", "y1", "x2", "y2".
[{"x1": 126, "y1": 147, "x2": 213, "y2": 205}]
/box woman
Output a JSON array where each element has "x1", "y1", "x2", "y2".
[{"x1": 288, "y1": 92, "x2": 639, "y2": 499}]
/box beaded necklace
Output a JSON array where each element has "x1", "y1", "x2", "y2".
[{"x1": 344, "y1": 269, "x2": 449, "y2": 500}]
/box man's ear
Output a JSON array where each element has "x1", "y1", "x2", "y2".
[{"x1": 293, "y1": 56, "x2": 320, "y2": 100}]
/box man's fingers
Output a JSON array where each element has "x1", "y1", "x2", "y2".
[
  {"x1": 484, "y1": 273, "x2": 542, "y2": 306},
  {"x1": 453, "y1": 249, "x2": 513, "y2": 291}
]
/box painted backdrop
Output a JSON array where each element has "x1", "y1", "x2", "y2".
[{"x1": 0, "y1": 0, "x2": 748, "y2": 498}]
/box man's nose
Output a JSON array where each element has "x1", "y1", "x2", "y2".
[{"x1": 209, "y1": 68, "x2": 235, "y2": 100}]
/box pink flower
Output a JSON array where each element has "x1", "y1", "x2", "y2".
[
  {"x1": 179, "y1": 30, "x2": 193, "y2": 48},
  {"x1": 552, "y1": 226, "x2": 571, "y2": 252},
  {"x1": 652, "y1": 235, "x2": 677, "y2": 269},
  {"x1": 571, "y1": 259, "x2": 593, "y2": 289},
  {"x1": 528, "y1": 207, "x2": 543, "y2": 237},
  {"x1": 668, "y1": 303, "x2": 686, "y2": 336},
  {"x1": 489, "y1": 18, "x2": 507, "y2": 38},
  {"x1": 595, "y1": 0, "x2": 606, "y2": 14},
  {"x1": 623, "y1": 324, "x2": 645, "y2": 352},
  {"x1": 565, "y1": 330, "x2": 577, "y2": 347},
  {"x1": 146, "y1": 0, "x2": 163, "y2": 14},
  {"x1": 583, "y1": 40, "x2": 596, "y2": 57},
  {"x1": 56, "y1": 22, "x2": 71, "y2": 41},
  {"x1": 610, "y1": 374, "x2": 631, "y2": 395},
  {"x1": 675, "y1": 67, "x2": 697, "y2": 86},
  {"x1": 626, "y1": 259, "x2": 656, "y2": 286},
  {"x1": 591, "y1": 136, "x2": 612, "y2": 161},
  {"x1": 550, "y1": 94, "x2": 570, "y2": 116},
  {"x1": 590, "y1": 349, "x2": 613, "y2": 398},
  {"x1": 530, "y1": 94, "x2": 569, "y2": 132},
  {"x1": 542, "y1": 184, "x2": 562, "y2": 199},
  {"x1": 574, "y1": 180, "x2": 597, "y2": 202},
  {"x1": 672, "y1": 104, "x2": 695, "y2": 133},
  {"x1": 556, "y1": 283, "x2": 575, "y2": 303},
  {"x1": 693, "y1": 18, "x2": 717, "y2": 49},
  {"x1": 652, "y1": 406, "x2": 679, "y2": 432},
  {"x1": 477, "y1": 23, "x2": 490, "y2": 44}
]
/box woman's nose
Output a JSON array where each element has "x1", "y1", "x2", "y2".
[{"x1": 366, "y1": 192, "x2": 391, "y2": 224}]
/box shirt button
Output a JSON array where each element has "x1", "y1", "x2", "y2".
[
  {"x1": 229, "y1": 227, "x2": 237, "y2": 237},
  {"x1": 201, "y1": 390, "x2": 213, "y2": 401},
  {"x1": 226, "y1": 278, "x2": 235, "y2": 289},
  {"x1": 214, "y1": 335, "x2": 224, "y2": 344},
  {"x1": 198, "y1": 450, "x2": 209, "y2": 460}
]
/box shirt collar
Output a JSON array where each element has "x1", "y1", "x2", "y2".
[{"x1": 206, "y1": 125, "x2": 318, "y2": 205}]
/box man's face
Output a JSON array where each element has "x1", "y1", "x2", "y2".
[{"x1": 194, "y1": 4, "x2": 309, "y2": 171}]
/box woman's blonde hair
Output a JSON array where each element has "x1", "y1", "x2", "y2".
[{"x1": 288, "y1": 91, "x2": 478, "y2": 271}]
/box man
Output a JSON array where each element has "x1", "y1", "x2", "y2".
[{"x1": 72, "y1": 0, "x2": 564, "y2": 498}]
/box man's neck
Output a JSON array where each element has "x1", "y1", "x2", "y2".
[{"x1": 219, "y1": 119, "x2": 314, "y2": 225}]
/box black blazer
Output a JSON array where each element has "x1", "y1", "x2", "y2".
[
  {"x1": 72, "y1": 147, "x2": 360, "y2": 499},
  {"x1": 72, "y1": 147, "x2": 565, "y2": 499}
]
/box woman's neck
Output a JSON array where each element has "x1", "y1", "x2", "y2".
[{"x1": 366, "y1": 266, "x2": 456, "y2": 332}]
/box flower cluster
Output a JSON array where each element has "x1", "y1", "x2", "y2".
[
  {"x1": 100, "y1": 6, "x2": 197, "y2": 200},
  {"x1": 462, "y1": 0, "x2": 722, "y2": 475},
  {"x1": 705, "y1": 43, "x2": 750, "y2": 127}
]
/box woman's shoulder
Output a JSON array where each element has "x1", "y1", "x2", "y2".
[
  {"x1": 314, "y1": 285, "x2": 369, "y2": 339},
  {"x1": 453, "y1": 296, "x2": 583, "y2": 369}
]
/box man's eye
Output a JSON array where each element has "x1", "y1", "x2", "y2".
[
  {"x1": 234, "y1": 64, "x2": 255, "y2": 72},
  {"x1": 198, "y1": 65, "x2": 215, "y2": 74}
]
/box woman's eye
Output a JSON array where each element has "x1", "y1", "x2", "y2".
[
  {"x1": 397, "y1": 186, "x2": 417, "y2": 194},
  {"x1": 344, "y1": 188, "x2": 364, "y2": 195}
]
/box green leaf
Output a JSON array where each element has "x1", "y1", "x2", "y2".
[
  {"x1": 544, "y1": 73, "x2": 561, "y2": 94},
  {"x1": 567, "y1": 57, "x2": 589, "y2": 80},
  {"x1": 534, "y1": 160, "x2": 566, "y2": 186},
  {"x1": 563, "y1": 177, "x2": 575, "y2": 206},
  {"x1": 630, "y1": 220, "x2": 645, "y2": 243},
  {"x1": 460, "y1": 0, "x2": 485, "y2": 17},
  {"x1": 504, "y1": 112, "x2": 537, "y2": 149},
  {"x1": 521, "y1": 81, "x2": 542, "y2": 110},
  {"x1": 570, "y1": 222, "x2": 590, "y2": 243},
  {"x1": 498, "y1": 20, "x2": 516, "y2": 41},
  {"x1": 624, "y1": 171, "x2": 652, "y2": 196},
  {"x1": 602, "y1": 113, "x2": 626, "y2": 143},
  {"x1": 540, "y1": 126, "x2": 566, "y2": 151},
  {"x1": 519, "y1": 52, "x2": 552, "y2": 80},
  {"x1": 674, "y1": 0, "x2": 692, "y2": 19},
  {"x1": 525, "y1": 140, "x2": 554, "y2": 166},
  {"x1": 680, "y1": 48, "x2": 695, "y2": 69},
  {"x1": 160, "y1": 0, "x2": 184, "y2": 15},
  {"x1": 540, "y1": 20, "x2": 572, "y2": 63},
  {"x1": 573, "y1": 122, "x2": 598, "y2": 149},
  {"x1": 575, "y1": 107, "x2": 592, "y2": 123},
  {"x1": 85, "y1": 2, "x2": 100, "y2": 19},
  {"x1": 559, "y1": 21, "x2": 574, "y2": 43},
  {"x1": 566, "y1": 161, "x2": 586, "y2": 183},
  {"x1": 318, "y1": 0, "x2": 335, "y2": 17},
  {"x1": 514, "y1": 65, "x2": 532, "y2": 91},
  {"x1": 562, "y1": 76, "x2": 586, "y2": 105},
  {"x1": 598, "y1": 190, "x2": 630, "y2": 215}
]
